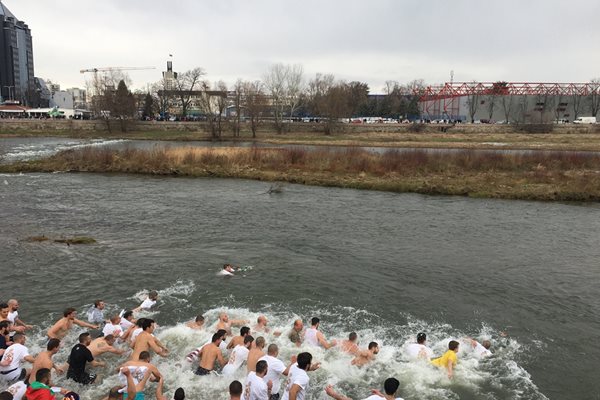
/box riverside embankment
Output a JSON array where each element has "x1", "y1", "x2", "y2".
[
  {"x1": 4, "y1": 145, "x2": 600, "y2": 202},
  {"x1": 2, "y1": 119, "x2": 600, "y2": 150}
]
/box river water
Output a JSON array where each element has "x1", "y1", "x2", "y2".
[{"x1": 1, "y1": 168, "x2": 599, "y2": 399}]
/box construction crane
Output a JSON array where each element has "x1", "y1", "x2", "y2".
[
  {"x1": 80, "y1": 66, "x2": 156, "y2": 95},
  {"x1": 79, "y1": 66, "x2": 156, "y2": 74}
]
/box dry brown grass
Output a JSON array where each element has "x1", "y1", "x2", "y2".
[{"x1": 5, "y1": 146, "x2": 600, "y2": 201}]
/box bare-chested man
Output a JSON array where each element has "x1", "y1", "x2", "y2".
[
  {"x1": 216, "y1": 313, "x2": 248, "y2": 336},
  {"x1": 30, "y1": 338, "x2": 64, "y2": 382},
  {"x1": 186, "y1": 315, "x2": 205, "y2": 330},
  {"x1": 351, "y1": 342, "x2": 379, "y2": 367},
  {"x1": 340, "y1": 332, "x2": 359, "y2": 355},
  {"x1": 195, "y1": 332, "x2": 227, "y2": 375},
  {"x1": 47, "y1": 308, "x2": 98, "y2": 339},
  {"x1": 118, "y1": 351, "x2": 161, "y2": 398},
  {"x1": 253, "y1": 316, "x2": 282, "y2": 337},
  {"x1": 246, "y1": 336, "x2": 266, "y2": 373},
  {"x1": 227, "y1": 326, "x2": 250, "y2": 350},
  {"x1": 88, "y1": 335, "x2": 126, "y2": 358},
  {"x1": 131, "y1": 319, "x2": 168, "y2": 361}
]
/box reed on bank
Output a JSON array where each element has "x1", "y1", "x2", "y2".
[{"x1": 4, "y1": 146, "x2": 600, "y2": 201}]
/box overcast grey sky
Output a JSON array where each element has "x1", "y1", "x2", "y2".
[{"x1": 5, "y1": 0, "x2": 600, "y2": 93}]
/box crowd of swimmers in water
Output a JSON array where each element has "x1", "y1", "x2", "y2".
[{"x1": 0, "y1": 290, "x2": 495, "y2": 400}]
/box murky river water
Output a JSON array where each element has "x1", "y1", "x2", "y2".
[{"x1": 0, "y1": 138, "x2": 599, "y2": 399}]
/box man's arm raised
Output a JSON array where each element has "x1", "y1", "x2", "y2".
[{"x1": 73, "y1": 318, "x2": 98, "y2": 330}]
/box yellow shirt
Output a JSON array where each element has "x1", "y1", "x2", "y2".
[{"x1": 431, "y1": 350, "x2": 457, "y2": 368}]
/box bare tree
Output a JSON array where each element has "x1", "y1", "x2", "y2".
[
  {"x1": 589, "y1": 78, "x2": 600, "y2": 118},
  {"x1": 466, "y1": 82, "x2": 481, "y2": 123},
  {"x1": 500, "y1": 95, "x2": 514, "y2": 123},
  {"x1": 306, "y1": 73, "x2": 335, "y2": 120},
  {"x1": 231, "y1": 79, "x2": 243, "y2": 137},
  {"x1": 174, "y1": 67, "x2": 205, "y2": 117},
  {"x1": 214, "y1": 81, "x2": 228, "y2": 138},
  {"x1": 263, "y1": 64, "x2": 288, "y2": 134},
  {"x1": 151, "y1": 77, "x2": 173, "y2": 118},
  {"x1": 241, "y1": 80, "x2": 267, "y2": 138},
  {"x1": 571, "y1": 91, "x2": 584, "y2": 121},
  {"x1": 286, "y1": 64, "x2": 304, "y2": 125},
  {"x1": 534, "y1": 93, "x2": 555, "y2": 124},
  {"x1": 553, "y1": 94, "x2": 567, "y2": 122}
]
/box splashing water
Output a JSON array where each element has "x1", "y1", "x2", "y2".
[{"x1": 13, "y1": 280, "x2": 547, "y2": 400}]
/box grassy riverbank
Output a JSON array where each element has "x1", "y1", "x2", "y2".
[
  {"x1": 3, "y1": 120, "x2": 600, "y2": 151},
  {"x1": 4, "y1": 146, "x2": 600, "y2": 201}
]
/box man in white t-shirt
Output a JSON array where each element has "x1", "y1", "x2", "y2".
[
  {"x1": 405, "y1": 332, "x2": 434, "y2": 361},
  {"x1": 281, "y1": 352, "x2": 320, "y2": 400},
  {"x1": 0, "y1": 333, "x2": 35, "y2": 384},
  {"x1": 304, "y1": 318, "x2": 336, "y2": 350},
  {"x1": 3, "y1": 380, "x2": 27, "y2": 400},
  {"x1": 7, "y1": 300, "x2": 32, "y2": 332},
  {"x1": 468, "y1": 338, "x2": 492, "y2": 358},
  {"x1": 223, "y1": 335, "x2": 254, "y2": 376},
  {"x1": 325, "y1": 377, "x2": 404, "y2": 400},
  {"x1": 103, "y1": 315, "x2": 124, "y2": 338},
  {"x1": 244, "y1": 360, "x2": 272, "y2": 400},
  {"x1": 134, "y1": 291, "x2": 159, "y2": 312},
  {"x1": 259, "y1": 344, "x2": 295, "y2": 400}
]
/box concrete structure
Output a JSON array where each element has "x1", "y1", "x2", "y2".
[
  {"x1": 67, "y1": 87, "x2": 87, "y2": 109},
  {"x1": 0, "y1": 1, "x2": 34, "y2": 105}
]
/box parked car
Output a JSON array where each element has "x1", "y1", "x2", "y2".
[{"x1": 573, "y1": 117, "x2": 597, "y2": 124}]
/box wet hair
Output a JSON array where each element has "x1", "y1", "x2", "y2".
[
  {"x1": 94, "y1": 300, "x2": 103, "y2": 307},
  {"x1": 136, "y1": 318, "x2": 147, "y2": 327},
  {"x1": 449, "y1": 340, "x2": 459, "y2": 351},
  {"x1": 216, "y1": 329, "x2": 227, "y2": 337},
  {"x1": 383, "y1": 377, "x2": 400, "y2": 395},
  {"x1": 0, "y1": 303, "x2": 8, "y2": 310},
  {"x1": 229, "y1": 380, "x2": 243, "y2": 396},
  {"x1": 64, "y1": 392, "x2": 79, "y2": 400},
  {"x1": 63, "y1": 307, "x2": 76, "y2": 317},
  {"x1": 12, "y1": 333, "x2": 24, "y2": 342},
  {"x1": 368, "y1": 341, "x2": 378, "y2": 350},
  {"x1": 0, "y1": 392, "x2": 13, "y2": 400},
  {"x1": 297, "y1": 352, "x2": 312, "y2": 370},
  {"x1": 211, "y1": 332, "x2": 223, "y2": 343},
  {"x1": 110, "y1": 315, "x2": 121, "y2": 324},
  {"x1": 267, "y1": 343, "x2": 279, "y2": 355},
  {"x1": 148, "y1": 290, "x2": 158, "y2": 300},
  {"x1": 174, "y1": 388, "x2": 185, "y2": 400},
  {"x1": 311, "y1": 317, "x2": 320, "y2": 326},
  {"x1": 417, "y1": 332, "x2": 426, "y2": 344},
  {"x1": 223, "y1": 264, "x2": 230, "y2": 269},
  {"x1": 78, "y1": 332, "x2": 90, "y2": 343},
  {"x1": 255, "y1": 336, "x2": 266, "y2": 348},
  {"x1": 104, "y1": 334, "x2": 115, "y2": 343},
  {"x1": 108, "y1": 387, "x2": 121, "y2": 399},
  {"x1": 141, "y1": 319, "x2": 154, "y2": 331},
  {"x1": 47, "y1": 338, "x2": 61, "y2": 351},
  {"x1": 139, "y1": 351, "x2": 151, "y2": 361},
  {"x1": 255, "y1": 360, "x2": 268, "y2": 374},
  {"x1": 123, "y1": 310, "x2": 134, "y2": 320},
  {"x1": 244, "y1": 335, "x2": 255, "y2": 345},
  {"x1": 36, "y1": 368, "x2": 51, "y2": 383},
  {"x1": 240, "y1": 326, "x2": 250, "y2": 336},
  {"x1": 195, "y1": 315, "x2": 204, "y2": 323},
  {"x1": 0, "y1": 321, "x2": 9, "y2": 330},
  {"x1": 349, "y1": 332, "x2": 357, "y2": 341},
  {"x1": 482, "y1": 340, "x2": 492, "y2": 350}
]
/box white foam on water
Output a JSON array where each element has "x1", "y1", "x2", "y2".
[
  {"x1": 12, "y1": 300, "x2": 548, "y2": 400},
  {"x1": 2, "y1": 139, "x2": 128, "y2": 161}
]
